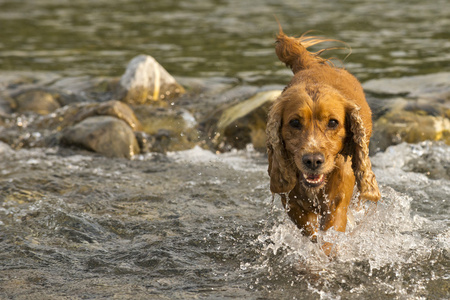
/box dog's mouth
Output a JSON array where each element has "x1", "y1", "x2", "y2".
[{"x1": 302, "y1": 173, "x2": 326, "y2": 188}]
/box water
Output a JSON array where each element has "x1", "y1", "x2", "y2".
[
  {"x1": 1, "y1": 0, "x2": 449, "y2": 299},
  {"x1": 0, "y1": 142, "x2": 448, "y2": 299},
  {"x1": 0, "y1": 0, "x2": 449, "y2": 82}
]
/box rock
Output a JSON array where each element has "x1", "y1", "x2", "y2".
[
  {"x1": 61, "y1": 116, "x2": 140, "y2": 158},
  {"x1": 13, "y1": 90, "x2": 61, "y2": 115},
  {"x1": 0, "y1": 141, "x2": 13, "y2": 155},
  {"x1": 365, "y1": 73, "x2": 450, "y2": 152},
  {"x1": 118, "y1": 55, "x2": 185, "y2": 104},
  {"x1": 94, "y1": 100, "x2": 142, "y2": 131},
  {"x1": 134, "y1": 131, "x2": 155, "y2": 153},
  {"x1": 36, "y1": 100, "x2": 142, "y2": 132},
  {"x1": 0, "y1": 72, "x2": 116, "y2": 107},
  {"x1": 133, "y1": 106, "x2": 197, "y2": 152},
  {"x1": 0, "y1": 92, "x2": 14, "y2": 115},
  {"x1": 371, "y1": 98, "x2": 450, "y2": 152},
  {"x1": 0, "y1": 71, "x2": 61, "y2": 94},
  {"x1": 203, "y1": 90, "x2": 281, "y2": 151},
  {"x1": 50, "y1": 76, "x2": 118, "y2": 104},
  {"x1": 1, "y1": 100, "x2": 142, "y2": 153},
  {"x1": 363, "y1": 72, "x2": 450, "y2": 99}
]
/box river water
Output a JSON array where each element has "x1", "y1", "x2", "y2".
[{"x1": 0, "y1": 0, "x2": 449, "y2": 299}]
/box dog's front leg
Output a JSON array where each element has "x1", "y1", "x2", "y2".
[{"x1": 280, "y1": 194, "x2": 320, "y2": 239}]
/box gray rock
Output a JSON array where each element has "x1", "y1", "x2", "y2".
[
  {"x1": 13, "y1": 90, "x2": 61, "y2": 115},
  {"x1": 117, "y1": 55, "x2": 185, "y2": 104},
  {"x1": 50, "y1": 76, "x2": 118, "y2": 104},
  {"x1": 36, "y1": 100, "x2": 142, "y2": 132},
  {"x1": 0, "y1": 141, "x2": 13, "y2": 155},
  {"x1": 0, "y1": 92, "x2": 13, "y2": 115},
  {"x1": 62, "y1": 116, "x2": 140, "y2": 158},
  {"x1": 363, "y1": 72, "x2": 450, "y2": 99},
  {"x1": 0, "y1": 71, "x2": 61, "y2": 94}
]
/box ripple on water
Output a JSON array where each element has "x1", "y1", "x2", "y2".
[
  {"x1": 252, "y1": 142, "x2": 449, "y2": 298},
  {"x1": 0, "y1": 142, "x2": 448, "y2": 299}
]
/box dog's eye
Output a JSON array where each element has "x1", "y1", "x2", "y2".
[
  {"x1": 328, "y1": 119, "x2": 339, "y2": 129},
  {"x1": 289, "y1": 119, "x2": 302, "y2": 129}
]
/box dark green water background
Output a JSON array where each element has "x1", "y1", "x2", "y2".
[{"x1": 1, "y1": 0, "x2": 449, "y2": 83}]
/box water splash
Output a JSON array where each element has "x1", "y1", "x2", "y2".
[{"x1": 254, "y1": 142, "x2": 449, "y2": 298}]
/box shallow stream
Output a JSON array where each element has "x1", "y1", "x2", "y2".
[
  {"x1": 0, "y1": 142, "x2": 449, "y2": 299},
  {"x1": 0, "y1": 0, "x2": 449, "y2": 299}
]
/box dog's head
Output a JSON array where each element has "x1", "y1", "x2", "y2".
[{"x1": 266, "y1": 84, "x2": 380, "y2": 201}]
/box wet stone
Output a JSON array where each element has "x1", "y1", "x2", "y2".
[
  {"x1": 133, "y1": 106, "x2": 197, "y2": 152},
  {"x1": 61, "y1": 116, "x2": 140, "y2": 158},
  {"x1": 13, "y1": 90, "x2": 61, "y2": 115},
  {"x1": 203, "y1": 90, "x2": 281, "y2": 152},
  {"x1": 371, "y1": 98, "x2": 450, "y2": 152},
  {"x1": 49, "y1": 76, "x2": 118, "y2": 104},
  {"x1": 117, "y1": 55, "x2": 185, "y2": 104},
  {"x1": 363, "y1": 72, "x2": 450, "y2": 99},
  {"x1": 0, "y1": 93, "x2": 13, "y2": 115},
  {"x1": 95, "y1": 100, "x2": 142, "y2": 131},
  {"x1": 36, "y1": 100, "x2": 142, "y2": 132},
  {"x1": 0, "y1": 71, "x2": 61, "y2": 95}
]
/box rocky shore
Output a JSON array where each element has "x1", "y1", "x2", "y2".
[{"x1": 1, "y1": 56, "x2": 449, "y2": 158}]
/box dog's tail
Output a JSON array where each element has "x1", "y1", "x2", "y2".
[{"x1": 275, "y1": 25, "x2": 343, "y2": 73}]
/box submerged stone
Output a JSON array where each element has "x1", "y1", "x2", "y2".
[
  {"x1": 117, "y1": 55, "x2": 185, "y2": 104},
  {"x1": 13, "y1": 90, "x2": 61, "y2": 115},
  {"x1": 62, "y1": 116, "x2": 139, "y2": 158}
]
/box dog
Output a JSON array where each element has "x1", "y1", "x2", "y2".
[{"x1": 266, "y1": 28, "x2": 381, "y2": 250}]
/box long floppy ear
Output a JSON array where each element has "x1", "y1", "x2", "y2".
[
  {"x1": 266, "y1": 101, "x2": 297, "y2": 194},
  {"x1": 343, "y1": 104, "x2": 381, "y2": 202}
]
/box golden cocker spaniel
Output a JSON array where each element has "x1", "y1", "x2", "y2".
[{"x1": 266, "y1": 29, "x2": 381, "y2": 245}]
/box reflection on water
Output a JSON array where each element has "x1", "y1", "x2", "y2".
[
  {"x1": 0, "y1": 142, "x2": 448, "y2": 298},
  {"x1": 0, "y1": 0, "x2": 449, "y2": 83}
]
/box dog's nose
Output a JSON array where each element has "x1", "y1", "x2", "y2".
[{"x1": 302, "y1": 153, "x2": 325, "y2": 170}]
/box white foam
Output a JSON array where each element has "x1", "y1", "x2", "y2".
[
  {"x1": 167, "y1": 146, "x2": 219, "y2": 163},
  {"x1": 166, "y1": 145, "x2": 267, "y2": 173},
  {"x1": 259, "y1": 142, "x2": 449, "y2": 273}
]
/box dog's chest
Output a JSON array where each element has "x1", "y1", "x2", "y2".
[{"x1": 291, "y1": 188, "x2": 328, "y2": 214}]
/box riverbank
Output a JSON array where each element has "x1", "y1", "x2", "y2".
[{"x1": 1, "y1": 63, "x2": 449, "y2": 158}]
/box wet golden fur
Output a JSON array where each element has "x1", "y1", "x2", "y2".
[{"x1": 266, "y1": 29, "x2": 380, "y2": 246}]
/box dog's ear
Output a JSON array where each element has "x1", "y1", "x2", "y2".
[
  {"x1": 343, "y1": 104, "x2": 381, "y2": 202},
  {"x1": 266, "y1": 101, "x2": 297, "y2": 194}
]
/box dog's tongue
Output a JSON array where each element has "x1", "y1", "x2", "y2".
[
  {"x1": 303, "y1": 173, "x2": 325, "y2": 185},
  {"x1": 307, "y1": 174, "x2": 321, "y2": 181}
]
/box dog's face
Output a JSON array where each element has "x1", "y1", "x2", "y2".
[
  {"x1": 280, "y1": 86, "x2": 347, "y2": 190},
  {"x1": 267, "y1": 84, "x2": 380, "y2": 201}
]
